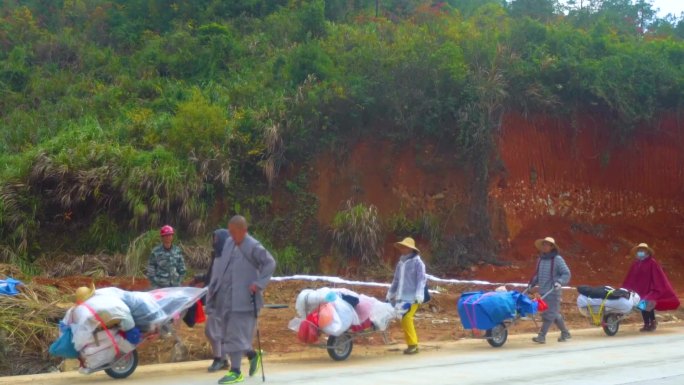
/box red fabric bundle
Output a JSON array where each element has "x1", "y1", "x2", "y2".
[
  {"x1": 297, "y1": 321, "x2": 319, "y2": 344},
  {"x1": 195, "y1": 301, "x2": 206, "y2": 324},
  {"x1": 350, "y1": 318, "x2": 373, "y2": 333},
  {"x1": 535, "y1": 298, "x2": 548, "y2": 312},
  {"x1": 297, "y1": 311, "x2": 320, "y2": 344}
]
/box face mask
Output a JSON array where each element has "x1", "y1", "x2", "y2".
[{"x1": 636, "y1": 251, "x2": 648, "y2": 260}]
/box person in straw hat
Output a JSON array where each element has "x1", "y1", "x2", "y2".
[
  {"x1": 386, "y1": 237, "x2": 427, "y2": 355},
  {"x1": 528, "y1": 237, "x2": 571, "y2": 344},
  {"x1": 622, "y1": 243, "x2": 680, "y2": 332}
]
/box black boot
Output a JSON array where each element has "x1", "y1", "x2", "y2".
[
  {"x1": 558, "y1": 331, "x2": 572, "y2": 342},
  {"x1": 208, "y1": 358, "x2": 229, "y2": 372}
]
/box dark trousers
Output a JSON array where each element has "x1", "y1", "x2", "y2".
[
  {"x1": 641, "y1": 310, "x2": 656, "y2": 325},
  {"x1": 539, "y1": 292, "x2": 568, "y2": 336}
]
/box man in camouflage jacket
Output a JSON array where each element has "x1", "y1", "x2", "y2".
[{"x1": 146, "y1": 225, "x2": 187, "y2": 288}]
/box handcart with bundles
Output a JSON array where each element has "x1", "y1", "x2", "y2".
[
  {"x1": 288, "y1": 287, "x2": 398, "y2": 361},
  {"x1": 50, "y1": 286, "x2": 207, "y2": 379},
  {"x1": 457, "y1": 287, "x2": 554, "y2": 348},
  {"x1": 576, "y1": 285, "x2": 640, "y2": 336}
]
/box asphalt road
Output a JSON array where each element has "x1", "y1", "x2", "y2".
[{"x1": 4, "y1": 328, "x2": 684, "y2": 385}]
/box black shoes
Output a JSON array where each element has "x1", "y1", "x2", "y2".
[{"x1": 208, "y1": 358, "x2": 229, "y2": 372}]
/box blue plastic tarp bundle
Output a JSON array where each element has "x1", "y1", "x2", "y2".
[
  {"x1": 458, "y1": 291, "x2": 517, "y2": 330},
  {"x1": 0, "y1": 278, "x2": 22, "y2": 296},
  {"x1": 512, "y1": 291, "x2": 538, "y2": 317}
]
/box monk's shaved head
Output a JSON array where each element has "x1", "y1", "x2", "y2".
[
  {"x1": 228, "y1": 215, "x2": 249, "y2": 244},
  {"x1": 229, "y1": 215, "x2": 249, "y2": 229}
]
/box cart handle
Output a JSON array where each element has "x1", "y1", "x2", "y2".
[
  {"x1": 523, "y1": 287, "x2": 557, "y2": 300},
  {"x1": 540, "y1": 288, "x2": 556, "y2": 300}
]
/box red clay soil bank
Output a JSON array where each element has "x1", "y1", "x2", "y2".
[
  {"x1": 489, "y1": 112, "x2": 684, "y2": 292},
  {"x1": 278, "y1": 113, "x2": 684, "y2": 293},
  {"x1": 303, "y1": 138, "x2": 474, "y2": 265},
  {"x1": 309, "y1": 139, "x2": 472, "y2": 228}
]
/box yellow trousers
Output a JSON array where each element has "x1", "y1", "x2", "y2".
[{"x1": 401, "y1": 304, "x2": 419, "y2": 346}]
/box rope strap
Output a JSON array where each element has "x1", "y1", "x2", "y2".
[
  {"x1": 586, "y1": 290, "x2": 613, "y2": 326},
  {"x1": 81, "y1": 303, "x2": 121, "y2": 356}
]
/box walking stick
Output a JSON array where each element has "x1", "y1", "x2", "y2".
[{"x1": 252, "y1": 293, "x2": 266, "y2": 383}]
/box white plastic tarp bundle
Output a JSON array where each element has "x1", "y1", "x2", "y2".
[
  {"x1": 95, "y1": 287, "x2": 166, "y2": 331},
  {"x1": 64, "y1": 294, "x2": 136, "y2": 351},
  {"x1": 577, "y1": 290, "x2": 640, "y2": 316},
  {"x1": 148, "y1": 287, "x2": 206, "y2": 320},
  {"x1": 295, "y1": 288, "x2": 333, "y2": 318},
  {"x1": 81, "y1": 329, "x2": 136, "y2": 369},
  {"x1": 63, "y1": 286, "x2": 207, "y2": 368},
  {"x1": 291, "y1": 287, "x2": 398, "y2": 336},
  {"x1": 320, "y1": 297, "x2": 359, "y2": 336}
]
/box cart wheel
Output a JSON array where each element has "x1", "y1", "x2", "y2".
[
  {"x1": 105, "y1": 351, "x2": 138, "y2": 379},
  {"x1": 602, "y1": 314, "x2": 620, "y2": 336},
  {"x1": 327, "y1": 333, "x2": 353, "y2": 361},
  {"x1": 486, "y1": 323, "x2": 508, "y2": 348}
]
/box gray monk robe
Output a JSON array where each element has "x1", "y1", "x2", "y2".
[{"x1": 206, "y1": 234, "x2": 276, "y2": 355}]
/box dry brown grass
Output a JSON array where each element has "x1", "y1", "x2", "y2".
[
  {"x1": 180, "y1": 243, "x2": 212, "y2": 271},
  {"x1": 0, "y1": 283, "x2": 67, "y2": 376},
  {"x1": 261, "y1": 122, "x2": 284, "y2": 187},
  {"x1": 34, "y1": 253, "x2": 127, "y2": 278},
  {"x1": 0, "y1": 263, "x2": 21, "y2": 278}
]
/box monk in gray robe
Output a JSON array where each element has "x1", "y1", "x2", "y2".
[{"x1": 209, "y1": 216, "x2": 276, "y2": 385}]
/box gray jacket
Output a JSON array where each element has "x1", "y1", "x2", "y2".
[
  {"x1": 530, "y1": 253, "x2": 571, "y2": 294},
  {"x1": 206, "y1": 234, "x2": 276, "y2": 315},
  {"x1": 387, "y1": 253, "x2": 427, "y2": 303}
]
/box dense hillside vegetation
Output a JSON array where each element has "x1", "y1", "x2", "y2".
[{"x1": 0, "y1": 0, "x2": 682, "y2": 273}]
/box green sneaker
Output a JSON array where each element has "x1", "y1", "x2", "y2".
[
  {"x1": 249, "y1": 350, "x2": 262, "y2": 377},
  {"x1": 218, "y1": 371, "x2": 244, "y2": 384}
]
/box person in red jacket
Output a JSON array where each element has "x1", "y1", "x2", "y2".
[{"x1": 622, "y1": 243, "x2": 680, "y2": 332}]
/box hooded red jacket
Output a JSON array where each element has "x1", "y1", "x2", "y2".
[{"x1": 622, "y1": 256, "x2": 680, "y2": 311}]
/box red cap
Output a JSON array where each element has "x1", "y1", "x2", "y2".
[{"x1": 160, "y1": 225, "x2": 175, "y2": 236}]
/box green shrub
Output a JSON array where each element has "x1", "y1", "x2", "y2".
[
  {"x1": 386, "y1": 211, "x2": 420, "y2": 236},
  {"x1": 273, "y1": 245, "x2": 305, "y2": 275},
  {"x1": 331, "y1": 200, "x2": 383, "y2": 265},
  {"x1": 0, "y1": 68, "x2": 29, "y2": 92},
  {"x1": 387, "y1": 211, "x2": 443, "y2": 253},
  {"x1": 286, "y1": 42, "x2": 335, "y2": 84},
  {"x1": 124, "y1": 230, "x2": 160, "y2": 276},
  {"x1": 297, "y1": 0, "x2": 327, "y2": 40},
  {"x1": 168, "y1": 89, "x2": 230, "y2": 157}
]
